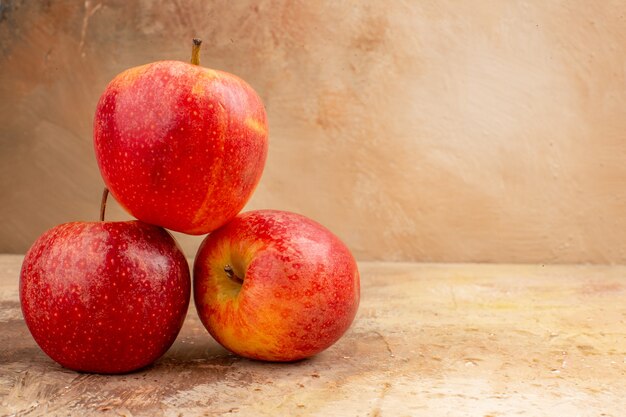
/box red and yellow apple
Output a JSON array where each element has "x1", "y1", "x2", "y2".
[
  {"x1": 93, "y1": 60, "x2": 268, "y2": 234},
  {"x1": 193, "y1": 210, "x2": 360, "y2": 361},
  {"x1": 20, "y1": 221, "x2": 190, "y2": 374}
]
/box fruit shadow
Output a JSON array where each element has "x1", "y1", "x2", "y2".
[
  {"x1": 159, "y1": 334, "x2": 238, "y2": 367},
  {"x1": 160, "y1": 336, "x2": 312, "y2": 367}
]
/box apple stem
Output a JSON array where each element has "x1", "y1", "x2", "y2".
[
  {"x1": 100, "y1": 187, "x2": 109, "y2": 222},
  {"x1": 224, "y1": 265, "x2": 244, "y2": 285},
  {"x1": 191, "y1": 38, "x2": 202, "y2": 65}
]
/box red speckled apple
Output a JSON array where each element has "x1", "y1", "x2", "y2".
[
  {"x1": 20, "y1": 221, "x2": 190, "y2": 374},
  {"x1": 193, "y1": 210, "x2": 360, "y2": 361},
  {"x1": 93, "y1": 40, "x2": 268, "y2": 234}
]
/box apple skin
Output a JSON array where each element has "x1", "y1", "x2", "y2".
[
  {"x1": 193, "y1": 210, "x2": 360, "y2": 362},
  {"x1": 20, "y1": 221, "x2": 190, "y2": 374},
  {"x1": 93, "y1": 60, "x2": 268, "y2": 235}
]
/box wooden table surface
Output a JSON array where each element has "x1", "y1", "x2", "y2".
[{"x1": 1, "y1": 254, "x2": 625, "y2": 417}]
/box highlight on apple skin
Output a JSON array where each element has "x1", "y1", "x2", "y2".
[
  {"x1": 93, "y1": 60, "x2": 268, "y2": 235},
  {"x1": 193, "y1": 210, "x2": 360, "y2": 362},
  {"x1": 19, "y1": 221, "x2": 191, "y2": 374}
]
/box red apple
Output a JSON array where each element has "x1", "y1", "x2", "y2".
[
  {"x1": 193, "y1": 210, "x2": 360, "y2": 361},
  {"x1": 93, "y1": 58, "x2": 268, "y2": 235},
  {"x1": 20, "y1": 221, "x2": 190, "y2": 374}
]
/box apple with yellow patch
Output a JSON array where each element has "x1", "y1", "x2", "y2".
[
  {"x1": 93, "y1": 42, "x2": 268, "y2": 234},
  {"x1": 193, "y1": 210, "x2": 360, "y2": 361}
]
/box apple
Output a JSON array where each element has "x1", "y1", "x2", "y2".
[
  {"x1": 93, "y1": 40, "x2": 268, "y2": 235},
  {"x1": 20, "y1": 221, "x2": 190, "y2": 374},
  {"x1": 193, "y1": 210, "x2": 360, "y2": 361}
]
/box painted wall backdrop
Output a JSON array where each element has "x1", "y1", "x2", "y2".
[{"x1": 1, "y1": 0, "x2": 626, "y2": 263}]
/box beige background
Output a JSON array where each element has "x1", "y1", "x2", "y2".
[{"x1": 1, "y1": 0, "x2": 626, "y2": 263}]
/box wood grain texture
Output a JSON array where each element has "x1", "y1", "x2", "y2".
[
  {"x1": 2, "y1": 1, "x2": 626, "y2": 263},
  {"x1": 1, "y1": 255, "x2": 625, "y2": 416}
]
